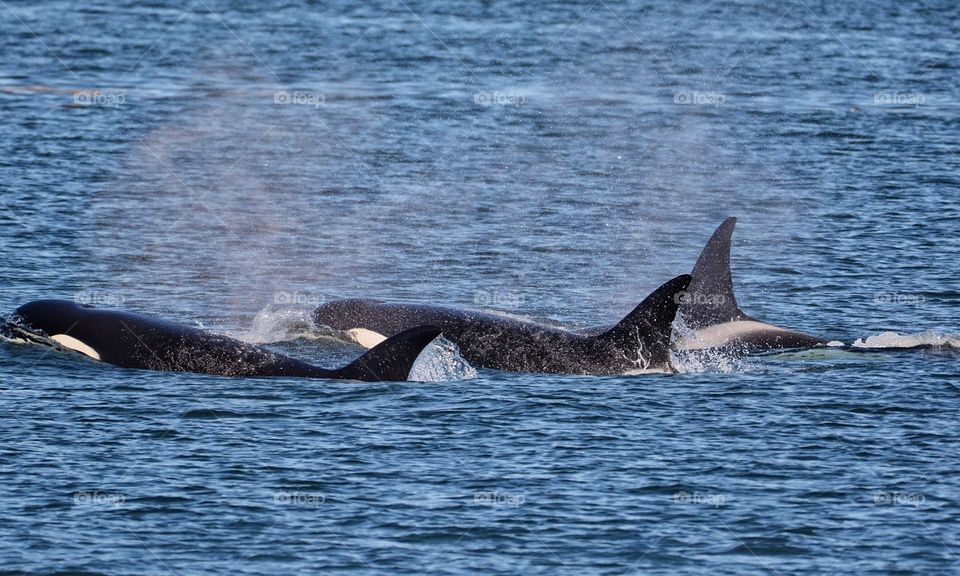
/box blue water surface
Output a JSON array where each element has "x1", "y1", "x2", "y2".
[{"x1": 1, "y1": 1, "x2": 959, "y2": 574}]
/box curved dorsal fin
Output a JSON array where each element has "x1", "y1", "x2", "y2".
[
  {"x1": 682, "y1": 217, "x2": 749, "y2": 329},
  {"x1": 333, "y1": 325, "x2": 442, "y2": 381},
  {"x1": 597, "y1": 274, "x2": 691, "y2": 369}
]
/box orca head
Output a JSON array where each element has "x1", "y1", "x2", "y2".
[
  {"x1": 12, "y1": 299, "x2": 103, "y2": 360},
  {"x1": 14, "y1": 299, "x2": 90, "y2": 334},
  {"x1": 313, "y1": 298, "x2": 385, "y2": 331}
]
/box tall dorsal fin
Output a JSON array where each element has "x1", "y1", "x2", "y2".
[{"x1": 682, "y1": 217, "x2": 750, "y2": 329}]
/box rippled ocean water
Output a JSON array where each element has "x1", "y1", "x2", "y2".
[{"x1": 1, "y1": 1, "x2": 959, "y2": 573}]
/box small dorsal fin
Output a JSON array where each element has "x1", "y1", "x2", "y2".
[
  {"x1": 682, "y1": 217, "x2": 749, "y2": 329},
  {"x1": 333, "y1": 325, "x2": 442, "y2": 381}
]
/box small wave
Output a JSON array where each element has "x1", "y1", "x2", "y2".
[
  {"x1": 181, "y1": 409, "x2": 279, "y2": 419},
  {"x1": 852, "y1": 331, "x2": 960, "y2": 349}
]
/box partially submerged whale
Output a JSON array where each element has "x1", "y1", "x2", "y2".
[
  {"x1": 312, "y1": 218, "x2": 827, "y2": 373},
  {"x1": 7, "y1": 299, "x2": 441, "y2": 381},
  {"x1": 313, "y1": 275, "x2": 692, "y2": 375},
  {"x1": 674, "y1": 217, "x2": 828, "y2": 351},
  {"x1": 577, "y1": 218, "x2": 828, "y2": 352}
]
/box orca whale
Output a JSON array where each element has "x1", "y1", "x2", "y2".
[
  {"x1": 576, "y1": 218, "x2": 828, "y2": 351},
  {"x1": 312, "y1": 274, "x2": 692, "y2": 375},
  {"x1": 7, "y1": 299, "x2": 441, "y2": 381},
  {"x1": 310, "y1": 218, "x2": 825, "y2": 370},
  {"x1": 674, "y1": 217, "x2": 828, "y2": 351}
]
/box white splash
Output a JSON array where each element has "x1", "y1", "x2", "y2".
[
  {"x1": 668, "y1": 314, "x2": 746, "y2": 373},
  {"x1": 852, "y1": 331, "x2": 960, "y2": 349},
  {"x1": 670, "y1": 349, "x2": 747, "y2": 374},
  {"x1": 408, "y1": 336, "x2": 477, "y2": 382},
  {"x1": 0, "y1": 322, "x2": 26, "y2": 344},
  {"x1": 232, "y1": 304, "x2": 322, "y2": 345}
]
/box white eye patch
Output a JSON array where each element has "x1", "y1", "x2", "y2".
[{"x1": 50, "y1": 334, "x2": 102, "y2": 361}]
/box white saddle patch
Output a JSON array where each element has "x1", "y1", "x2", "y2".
[
  {"x1": 51, "y1": 334, "x2": 101, "y2": 361},
  {"x1": 676, "y1": 320, "x2": 783, "y2": 351},
  {"x1": 346, "y1": 328, "x2": 387, "y2": 349}
]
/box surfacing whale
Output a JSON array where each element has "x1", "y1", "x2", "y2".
[
  {"x1": 7, "y1": 299, "x2": 441, "y2": 381},
  {"x1": 313, "y1": 275, "x2": 692, "y2": 375},
  {"x1": 675, "y1": 217, "x2": 827, "y2": 351},
  {"x1": 312, "y1": 218, "x2": 826, "y2": 369},
  {"x1": 577, "y1": 218, "x2": 828, "y2": 352}
]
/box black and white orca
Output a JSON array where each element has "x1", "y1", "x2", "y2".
[
  {"x1": 673, "y1": 217, "x2": 828, "y2": 351},
  {"x1": 311, "y1": 218, "x2": 827, "y2": 373},
  {"x1": 576, "y1": 218, "x2": 828, "y2": 351},
  {"x1": 6, "y1": 299, "x2": 441, "y2": 381},
  {"x1": 313, "y1": 275, "x2": 692, "y2": 375}
]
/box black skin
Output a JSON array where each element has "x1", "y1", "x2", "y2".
[
  {"x1": 318, "y1": 300, "x2": 630, "y2": 374},
  {"x1": 9, "y1": 300, "x2": 440, "y2": 382},
  {"x1": 314, "y1": 275, "x2": 692, "y2": 375}
]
